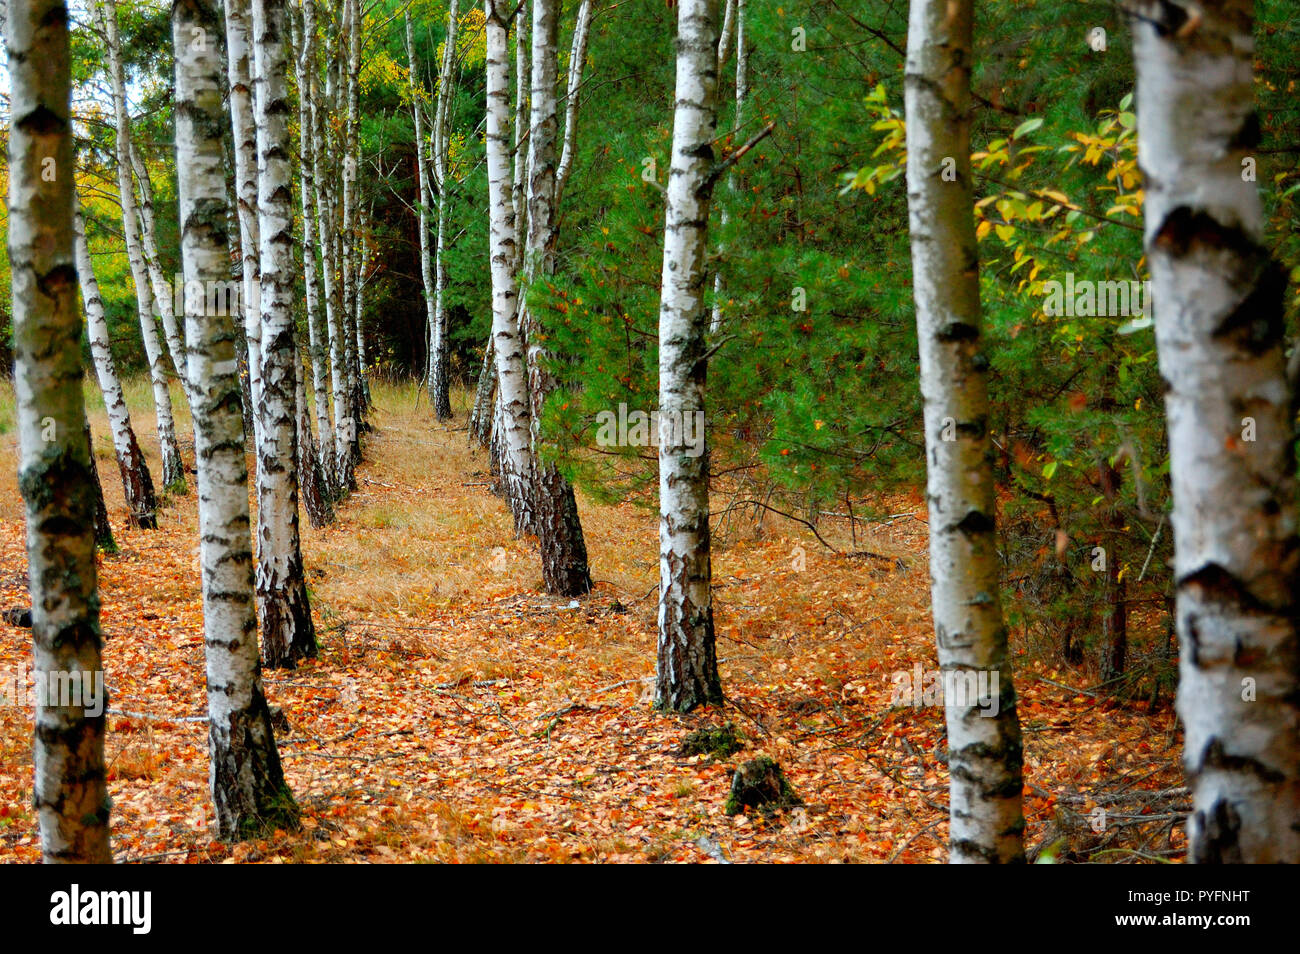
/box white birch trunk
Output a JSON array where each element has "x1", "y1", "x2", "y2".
[
  {"x1": 429, "y1": 0, "x2": 458, "y2": 421},
  {"x1": 486, "y1": 0, "x2": 536, "y2": 534},
  {"x1": 252, "y1": 0, "x2": 317, "y2": 668},
  {"x1": 905, "y1": 0, "x2": 1024, "y2": 863},
  {"x1": 174, "y1": 0, "x2": 298, "y2": 838},
  {"x1": 75, "y1": 197, "x2": 161, "y2": 530},
  {"x1": 224, "y1": 0, "x2": 265, "y2": 450},
  {"x1": 312, "y1": 19, "x2": 355, "y2": 494},
  {"x1": 512, "y1": 1, "x2": 529, "y2": 268},
  {"x1": 130, "y1": 141, "x2": 196, "y2": 411},
  {"x1": 407, "y1": 9, "x2": 440, "y2": 417},
  {"x1": 1132, "y1": 0, "x2": 1300, "y2": 863},
  {"x1": 8, "y1": 0, "x2": 112, "y2": 862},
  {"x1": 553, "y1": 0, "x2": 593, "y2": 210},
  {"x1": 340, "y1": 0, "x2": 364, "y2": 434},
  {"x1": 521, "y1": 0, "x2": 591, "y2": 596},
  {"x1": 97, "y1": 0, "x2": 187, "y2": 492},
  {"x1": 709, "y1": 0, "x2": 744, "y2": 335},
  {"x1": 654, "y1": 0, "x2": 723, "y2": 711},
  {"x1": 293, "y1": 0, "x2": 337, "y2": 495}
]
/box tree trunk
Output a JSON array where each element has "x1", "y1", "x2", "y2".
[
  {"x1": 905, "y1": 0, "x2": 1024, "y2": 863},
  {"x1": 224, "y1": 0, "x2": 264, "y2": 450},
  {"x1": 97, "y1": 0, "x2": 187, "y2": 492},
  {"x1": 553, "y1": 0, "x2": 593, "y2": 210},
  {"x1": 296, "y1": 350, "x2": 335, "y2": 529},
  {"x1": 130, "y1": 140, "x2": 196, "y2": 411},
  {"x1": 174, "y1": 0, "x2": 299, "y2": 838},
  {"x1": 654, "y1": 0, "x2": 723, "y2": 712},
  {"x1": 1132, "y1": 0, "x2": 1300, "y2": 863},
  {"x1": 313, "y1": 18, "x2": 356, "y2": 495},
  {"x1": 512, "y1": 1, "x2": 529, "y2": 269},
  {"x1": 7, "y1": 0, "x2": 112, "y2": 861},
  {"x1": 1098, "y1": 457, "x2": 1127, "y2": 684},
  {"x1": 469, "y1": 336, "x2": 496, "y2": 448},
  {"x1": 85, "y1": 424, "x2": 117, "y2": 553},
  {"x1": 340, "y1": 0, "x2": 364, "y2": 443},
  {"x1": 486, "y1": 0, "x2": 536, "y2": 535},
  {"x1": 521, "y1": 0, "x2": 591, "y2": 596},
  {"x1": 252, "y1": 0, "x2": 317, "y2": 668},
  {"x1": 709, "y1": 0, "x2": 745, "y2": 336},
  {"x1": 292, "y1": 0, "x2": 337, "y2": 495},
  {"x1": 74, "y1": 198, "x2": 160, "y2": 530}
]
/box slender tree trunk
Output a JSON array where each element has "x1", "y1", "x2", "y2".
[
  {"x1": 340, "y1": 0, "x2": 364, "y2": 441},
  {"x1": 553, "y1": 0, "x2": 593, "y2": 210},
  {"x1": 469, "y1": 337, "x2": 496, "y2": 448},
  {"x1": 408, "y1": 10, "x2": 441, "y2": 417},
  {"x1": 252, "y1": 0, "x2": 317, "y2": 668},
  {"x1": 130, "y1": 141, "x2": 195, "y2": 411},
  {"x1": 905, "y1": 0, "x2": 1024, "y2": 863},
  {"x1": 74, "y1": 198, "x2": 160, "y2": 530},
  {"x1": 292, "y1": 0, "x2": 337, "y2": 495},
  {"x1": 313, "y1": 23, "x2": 355, "y2": 495},
  {"x1": 7, "y1": 0, "x2": 112, "y2": 861},
  {"x1": 654, "y1": 0, "x2": 723, "y2": 712},
  {"x1": 431, "y1": 1, "x2": 458, "y2": 421},
  {"x1": 1132, "y1": 0, "x2": 1300, "y2": 863},
  {"x1": 1098, "y1": 457, "x2": 1127, "y2": 684},
  {"x1": 98, "y1": 0, "x2": 186, "y2": 492},
  {"x1": 709, "y1": 0, "x2": 745, "y2": 335},
  {"x1": 224, "y1": 0, "x2": 264, "y2": 450},
  {"x1": 85, "y1": 424, "x2": 117, "y2": 553},
  {"x1": 174, "y1": 0, "x2": 298, "y2": 838},
  {"x1": 296, "y1": 350, "x2": 334, "y2": 529},
  {"x1": 512, "y1": 1, "x2": 529, "y2": 267},
  {"x1": 486, "y1": 0, "x2": 536, "y2": 534},
  {"x1": 521, "y1": 0, "x2": 591, "y2": 596}
]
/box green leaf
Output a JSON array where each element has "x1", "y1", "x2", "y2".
[
  {"x1": 1012, "y1": 117, "x2": 1044, "y2": 140},
  {"x1": 1042, "y1": 460, "x2": 1058, "y2": 480}
]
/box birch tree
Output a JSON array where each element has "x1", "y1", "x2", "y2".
[
  {"x1": 311, "y1": 9, "x2": 355, "y2": 494},
  {"x1": 407, "y1": 9, "x2": 439, "y2": 416},
  {"x1": 1132, "y1": 0, "x2": 1300, "y2": 863},
  {"x1": 905, "y1": 0, "x2": 1024, "y2": 863},
  {"x1": 428, "y1": 0, "x2": 460, "y2": 420},
  {"x1": 74, "y1": 197, "x2": 160, "y2": 530},
  {"x1": 224, "y1": 0, "x2": 264, "y2": 448},
  {"x1": 341, "y1": 0, "x2": 365, "y2": 432},
  {"x1": 709, "y1": 0, "x2": 744, "y2": 335},
  {"x1": 8, "y1": 0, "x2": 112, "y2": 862},
  {"x1": 97, "y1": 0, "x2": 187, "y2": 492},
  {"x1": 130, "y1": 141, "x2": 195, "y2": 410},
  {"x1": 552, "y1": 0, "x2": 592, "y2": 209},
  {"x1": 654, "y1": 0, "x2": 723, "y2": 711},
  {"x1": 292, "y1": 0, "x2": 336, "y2": 494},
  {"x1": 174, "y1": 0, "x2": 298, "y2": 837},
  {"x1": 252, "y1": 0, "x2": 317, "y2": 667},
  {"x1": 486, "y1": 0, "x2": 536, "y2": 534},
  {"x1": 520, "y1": 0, "x2": 591, "y2": 595}
]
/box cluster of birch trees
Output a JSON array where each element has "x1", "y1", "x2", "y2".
[{"x1": 6, "y1": 0, "x2": 1298, "y2": 865}]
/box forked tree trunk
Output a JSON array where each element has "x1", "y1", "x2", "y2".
[
  {"x1": 74, "y1": 198, "x2": 160, "y2": 530},
  {"x1": 654, "y1": 0, "x2": 723, "y2": 712},
  {"x1": 520, "y1": 0, "x2": 591, "y2": 596},
  {"x1": 904, "y1": 0, "x2": 1024, "y2": 863},
  {"x1": 98, "y1": 0, "x2": 187, "y2": 492},
  {"x1": 7, "y1": 0, "x2": 112, "y2": 861},
  {"x1": 1132, "y1": 0, "x2": 1300, "y2": 863},
  {"x1": 174, "y1": 0, "x2": 298, "y2": 839},
  {"x1": 252, "y1": 0, "x2": 317, "y2": 668},
  {"x1": 486, "y1": 0, "x2": 536, "y2": 534}
]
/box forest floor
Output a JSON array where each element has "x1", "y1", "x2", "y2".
[{"x1": 0, "y1": 380, "x2": 1186, "y2": 863}]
